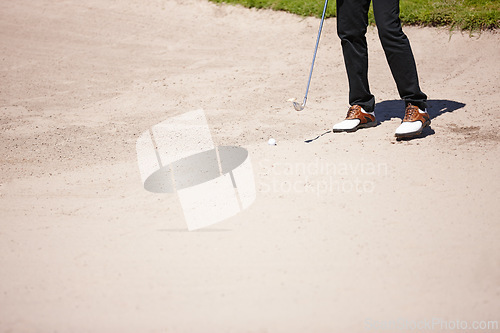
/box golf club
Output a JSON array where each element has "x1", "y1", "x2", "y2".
[{"x1": 293, "y1": 0, "x2": 329, "y2": 111}]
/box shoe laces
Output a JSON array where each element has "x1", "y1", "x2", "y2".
[
  {"x1": 347, "y1": 106, "x2": 360, "y2": 118},
  {"x1": 404, "y1": 104, "x2": 419, "y2": 121}
]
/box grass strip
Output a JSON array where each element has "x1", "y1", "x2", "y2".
[{"x1": 208, "y1": 0, "x2": 500, "y2": 30}]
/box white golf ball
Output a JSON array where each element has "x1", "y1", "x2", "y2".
[{"x1": 268, "y1": 138, "x2": 276, "y2": 145}]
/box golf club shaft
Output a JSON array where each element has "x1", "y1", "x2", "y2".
[{"x1": 301, "y1": 0, "x2": 329, "y2": 107}]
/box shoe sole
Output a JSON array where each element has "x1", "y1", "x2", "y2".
[
  {"x1": 395, "y1": 119, "x2": 431, "y2": 139},
  {"x1": 332, "y1": 120, "x2": 377, "y2": 133}
]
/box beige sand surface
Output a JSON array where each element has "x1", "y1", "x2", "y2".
[{"x1": 1, "y1": 0, "x2": 499, "y2": 332}]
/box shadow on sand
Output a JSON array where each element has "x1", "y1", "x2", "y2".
[
  {"x1": 376, "y1": 99, "x2": 465, "y2": 140},
  {"x1": 375, "y1": 99, "x2": 466, "y2": 123},
  {"x1": 305, "y1": 99, "x2": 465, "y2": 142}
]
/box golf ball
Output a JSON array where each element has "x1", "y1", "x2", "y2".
[{"x1": 268, "y1": 138, "x2": 276, "y2": 145}]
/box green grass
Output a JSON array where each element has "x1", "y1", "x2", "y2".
[{"x1": 208, "y1": 0, "x2": 500, "y2": 30}]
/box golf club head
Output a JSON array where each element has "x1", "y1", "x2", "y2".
[{"x1": 293, "y1": 101, "x2": 305, "y2": 111}]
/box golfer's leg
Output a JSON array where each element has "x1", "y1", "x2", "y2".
[
  {"x1": 372, "y1": 0, "x2": 427, "y2": 110},
  {"x1": 336, "y1": 0, "x2": 375, "y2": 112}
]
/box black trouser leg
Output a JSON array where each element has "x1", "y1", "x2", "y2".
[
  {"x1": 372, "y1": 0, "x2": 427, "y2": 110},
  {"x1": 337, "y1": 0, "x2": 427, "y2": 112},
  {"x1": 336, "y1": 0, "x2": 375, "y2": 112}
]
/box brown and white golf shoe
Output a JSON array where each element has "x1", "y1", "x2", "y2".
[
  {"x1": 332, "y1": 105, "x2": 377, "y2": 133},
  {"x1": 395, "y1": 104, "x2": 431, "y2": 138}
]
